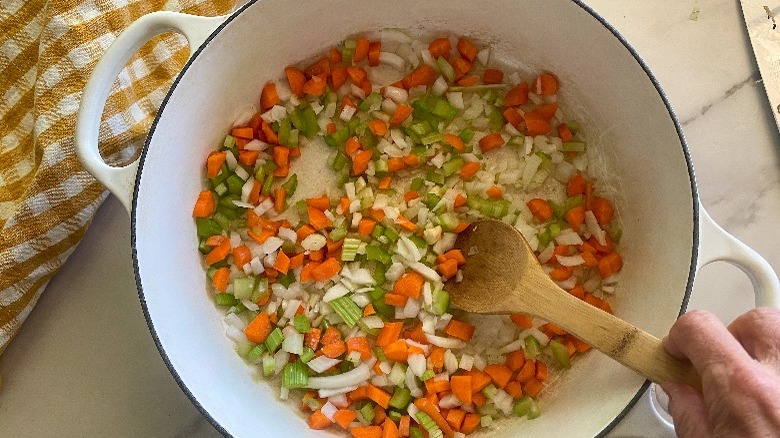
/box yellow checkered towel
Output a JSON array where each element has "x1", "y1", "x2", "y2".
[{"x1": 0, "y1": 0, "x2": 235, "y2": 357}]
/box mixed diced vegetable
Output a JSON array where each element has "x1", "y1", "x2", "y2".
[{"x1": 193, "y1": 32, "x2": 623, "y2": 438}]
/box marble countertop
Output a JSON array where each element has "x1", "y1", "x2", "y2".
[{"x1": 1, "y1": 0, "x2": 778, "y2": 436}]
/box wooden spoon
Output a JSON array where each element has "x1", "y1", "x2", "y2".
[{"x1": 445, "y1": 219, "x2": 701, "y2": 390}]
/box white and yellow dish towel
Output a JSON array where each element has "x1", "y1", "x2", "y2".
[{"x1": 0, "y1": 0, "x2": 236, "y2": 361}]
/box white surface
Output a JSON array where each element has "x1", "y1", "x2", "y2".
[{"x1": 1, "y1": 0, "x2": 778, "y2": 436}]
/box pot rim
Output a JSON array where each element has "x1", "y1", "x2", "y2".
[{"x1": 129, "y1": 1, "x2": 699, "y2": 436}]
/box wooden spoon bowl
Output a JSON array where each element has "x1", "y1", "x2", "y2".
[{"x1": 445, "y1": 219, "x2": 701, "y2": 390}]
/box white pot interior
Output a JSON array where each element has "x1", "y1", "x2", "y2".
[{"x1": 133, "y1": 0, "x2": 696, "y2": 436}]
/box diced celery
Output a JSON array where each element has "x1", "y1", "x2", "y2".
[
  {"x1": 562, "y1": 141, "x2": 587, "y2": 152},
  {"x1": 608, "y1": 224, "x2": 622, "y2": 242},
  {"x1": 537, "y1": 227, "x2": 552, "y2": 248},
  {"x1": 214, "y1": 293, "x2": 238, "y2": 306},
  {"x1": 198, "y1": 239, "x2": 211, "y2": 254},
  {"x1": 547, "y1": 222, "x2": 561, "y2": 239},
  {"x1": 282, "y1": 173, "x2": 298, "y2": 197},
  {"x1": 216, "y1": 205, "x2": 239, "y2": 220},
  {"x1": 513, "y1": 395, "x2": 537, "y2": 417},
  {"x1": 431, "y1": 289, "x2": 449, "y2": 315},
  {"x1": 299, "y1": 347, "x2": 315, "y2": 363},
  {"x1": 213, "y1": 183, "x2": 228, "y2": 197},
  {"x1": 425, "y1": 170, "x2": 445, "y2": 185},
  {"x1": 459, "y1": 127, "x2": 475, "y2": 143},
  {"x1": 431, "y1": 99, "x2": 458, "y2": 120},
  {"x1": 293, "y1": 315, "x2": 311, "y2": 333},
  {"x1": 218, "y1": 193, "x2": 241, "y2": 210},
  {"x1": 358, "y1": 92, "x2": 383, "y2": 112},
  {"x1": 225, "y1": 174, "x2": 245, "y2": 195},
  {"x1": 278, "y1": 271, "x2": 296, "y2": 288},
  {"x1": 252, "y1": 277, "x2": 269, "y2": 302},
  {"x1": 278, "y1": 117, "x2": 291, "y2": 146},
  {"x1": 374, "y1": 159, "x2": 389, "y2": 174},
  {"x1": 371, "y1": 224, "x2": 385, "y2": 239},
  {"x1": 420, "y1": 370, "x2": 435, "y2": 381},
  {"x1": 341, "y1": 237, "x2": 361, "y2": 261},
  {"x1": 342, "y1": 39, "x2": 356, "y2": 63},
  {"x1": 329, "y1": 296, "x2": 362, "y2": 328},
  {"x1": 261, "y1": 173, "x2": 275, "y2": 195},
  {"x1": 549, "y1": 339, "x2": 572, "y2": 369},
  {"x1": 212, "y1": 212, "x2": 230, "y2": 229},
  {"x1": 388, "y1": 410, "x2": 402, "y2": 422},
  {"x1": 524, "y1": 335, "x2": 541, "y2": 360},
  {"x1": 389, "y1": 387, "x2": 413, "y2": 409},
  {"x1": 330, "y1": 226, "x2": 349, "y2": 242},
  {"x1": 425, "y1": 193, "x2": 442, "y2": 209},
  {"x1": 441, "y1": 157, "x2": 465, "y2": 176},
  {"x1": 437, "y1": 212, "x2": 459, "y2": 232},
  {"x1": 210, "y1": 163, "x2": 230, "y2": 186},
  {"x1": 265, "y1": 328, "x2": 284, "y2": 353},
  {"x1": 282, "y1": 360, "x2": 309, "y2": 388},
  {"x1": 359, "y1": 402, "x2": 375, "y2": 423},
  {"x1": 420, "y1": 132, "x2": 443, "y2": 145},
  {"x1": 289, "y1": 108, "x2": 305, "y2": 131},
  {"x1": 223, "y1": 135, "x2": 236, "y2": 148},
  {"x1": 410, "y1": 120, "x2": 434, "y2": 136},
  {"x1": 233, "y1": 276, "x2": 256, "y2": 300},
  {"x1": 302, "y1": 107, "x2": 319, "y2": 138},
  {"x1": 410, "y1": 427, "x2": 424, "y2": 438},
  {"x1": 365, "y1": 245, "x2": 391, "y2": 265},
  {"x1": 410, "y1": 177, "x2": 424, "y2": 191},
  {"x1": 195, "y1": 218, "x2": 222, "y2": 238},
  {"x1": 383, "y1": 226, "x2": 400, "y2": 243},
  {"x1": 408, "y1": 235, "x2": 428, "y2": 250},
  {"x1": 247, "y1": 344, "x2": 267, "y2": 363},
  {"x1": 262, "y1": 355, "x2": 275, "y2": 377},
  {"x1": 436, "y1": 56, "x2": 455, "y2": 82},
  {"x1": 416, "y1": 411, "x2": 443, "y2": 438}
]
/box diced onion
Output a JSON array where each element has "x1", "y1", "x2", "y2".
[
  {"x1": 307, "y1": 364, "x2": 371, "y2": 389},
  {"x1": 307, "y1": 356, "x2": 342, "y2": 374}
]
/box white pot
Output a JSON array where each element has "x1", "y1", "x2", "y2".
[{"x1": 74, "y1": 1, "x2": 780, "y2": 436}]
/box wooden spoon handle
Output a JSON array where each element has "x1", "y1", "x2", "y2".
[{"x1": 521, "y1": 283, "x2": 702, "y2": 391}]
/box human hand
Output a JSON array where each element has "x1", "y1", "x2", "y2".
[{"x1": 661, "y1": 308, "x2": 780, "y2": 437}]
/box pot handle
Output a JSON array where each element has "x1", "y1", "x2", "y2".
[
  {"x1": 644, "y1": 204, "x2": 780, "y2": 434},
  {"x1": 74, "y1": 11, "x2": 228, "y2": 213}
]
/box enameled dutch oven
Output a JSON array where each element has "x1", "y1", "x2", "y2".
[{"x1": 75, "y1": 0, "x2": 780, "y2": 436}]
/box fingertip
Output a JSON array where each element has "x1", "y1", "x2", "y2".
[{"x1": 661, "y1": 381, "x2": 709, "y2": 438}]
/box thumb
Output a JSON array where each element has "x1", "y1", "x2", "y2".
[{"x1": 660, "y1": 381, "x2": 709, "y2": 438}]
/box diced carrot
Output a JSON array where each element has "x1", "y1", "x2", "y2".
[
  {"x1": 369, "y1": 119, "x2": 388, "y2": 136},
  {"x1": 346, "y1": 337, "x2": 372, "y2": 360},
  {"x1": 593, "y1": 196, "x2": 614, "y2": 225},
  {"x1": 558, "y1": 123, "x2": 573, "y2": 142},
  {"x1": 484, "y1": 364, "x2": 513, "y2": 389},
  {"x1": 450, "y1": 375, "x2": 472, "y2": 405},
  {"x1": 345, "y1": 136, "x2": 362, "y2": 155},
  {"x1": 456, "y1": 37, "x2": 478, "y2": 62},
  {"x1": 406, "y1": 325, "x2": 429, "y2": 345},
  {"x1": 354, "y1": 38, "x2": 370, "y2": 62},
  {"x1": 392, "y1": 271, "x2": 424, "y2": 299},
  {"x1": 359, "y1": 78, "x2": 372, "y2": 97},
  {"x1": 212, "y1": 267, "x2": 230, "y2": 292},
  {"x1": 509, "y1": 313, "x2": 534, "y2": 329},
  {"x1": 384, "y1": 339, "x2": 410, "y2": 363},
  {"x1": 441, "y1": 249, "x2": 466, "y2": 266},
  {"x1": 482, "y1": 68, "x2": 504, "y2": 84},
  {"x1": 273, "y1": 187, "x2": 285, "y2": 213},
  {"x1": 322, "y1": 340, "x2": 347, "y2": 358},
  {"x1": 516, "y1": 360, "x2": 536, "y2": 383},
  {"x1": 369, "y1": 208, "x2": 386, "y2": 222},
  {"x1": 329, "y1": 47, "x2": 343, "y2": 64},
  {"x1": 504, "y1": 82, "x2": 529, "y2": 106},
  {"x1": 333, "y1": 409, "x2": 357, "y2": 429},
  {"x1": 245, "y1": 312, "x2": 272, "y2": 343},
  {"x1": 271, "y1": 250, "x2": 290, "y2": 274},
  {"x1": 527, "y1": 198, "x2": 553, "y2": 222},
  {"x1": 395, "y1": 215, "x2": 417, "y2": 232},
  {"x1": 454, "y1": 193, "x2": 467, "y2": 208},
  {"x1": 231, "y1": 126, "x2": 254, "y2": 139},
  {"x1": 428, "y1": 37, "x2": 452, "y2": 60},
  {"x1": 368, "y1": 41, "x2": 381, "y2": 67},
  {"x1": 429, "y1": 346, "x2": 445, "y2": 370},
  {"x1": 192, "y1": 190, "x2": 215, "y2": 218},
  {"x1": 403, "y1": 65, "x2": 437, "y2": 88},
  {"x1": 367, "y1": 384, "x2": 391, "y2": 409},
  {"x1": 305, "y1": 194, "x2": 331, "y2": 211},
  {"x1": 205, "y1": 238, "x2": 231, "y2": 265},
  {"x1": 289, "y1": 253, "x2": 305, "y2": 269},
  {"x1": 503, "y1": 107, "x2": 523, "y2": 128},
  {"x1": 382, "y1": 418, "x2": 398, "y2": 438},
  {"x1": 390, "y1": 104, "x2": 413, "y2": 126},
  {"x1": 387, "y1": 157, "x2": 406, "y2": 172},
  {"x1": 588, "y1": 234, "x2": 615, "y2": 254},
  {"x1": 356, "y1": 218, "x2": 376, "y2": 236},
  {"x1": 569, "y1": 282, "x2": 587, "y2": 299},
  {"x1": 451, "y1": 56, "x2": 473, "y2": 79},
  {"x1": 296, "y1": 224, "x2": 317, "y2": 242},
  {"x1": 442, "y1": 133, "x2": 465, "y2": 152},
  {"x1": 467, "y1": 369, "x2": 492, "y2": 393},
  {"x1": 308, "y1": 409, "x2": 333, "y2": 430},
  {"x1": 273, "y1": 146, "x2": 289, "y2": 169},
  {"x1": 567, "y1": 173, "x2": 587, "y2": 196},
  {"x1": 303, "y1": 75, "x2": 327, "y2": 97},
  {"x1": 443, "y1": 319, "x2": 475, "y2": 341},
  {"x1": 565, "y1": 205, "x2": 586, "y2": 230},
  {"x1": 285, "y1": 66, "x2": 306, "y2": 97},
  {"x1": 331, "y1": 66, "x2": 348, "y2": 89},
  {"x1": 378, "y1": 176, "x2": 392, "y2": 190},
  {"x1": 232, "y1": 245, "x2": 252, "y2": 270},
  {"x1": 535, "y1": 72, "x2": 559, "y2": 95},
  {"x1": 459, "y1": 162, "x2": 480, "y2": 180},
  {"x1": 308, "y1": 206, "x2": 333, "y2": 230},
  {"x1": 352, "y1": 149, "x2": 373, "y2": 176},
  {"x1": 206, "y1": 151, "x2": 227, "y2": 178},
  {"x1": 471, "y1": 392, "x2": 486, "y2": 407},
  {"x1": 478, "y1": 133, "x2": 505, "y2": 152},
  {"x1": 454, "y1": 221, "x2": 470, "y2": 233},
  {"x1": 550, "y1": 266, "x2": 574, "y2": 281},
  {"x1": 535, "y1": 361, "x2": 549, "y2": 382},
  {"x1": 460, "y1": 413, "x2": 481, "y2": 434},
  {"x1": 312, "y1": 257, "x2": 341, "y2": 281},
  {"x1": 413, "y1": 398, "x2": 455, "y2": 438},
  {"x1": 398, "y1": 416, "x2": 410, "y2": 438},
  {"x1": 402, "y1": 154, "x2": 419, "y2": 166},
  {"x1": 571, "y1": 336, "x2": 592, "y2": 353},
  {"x1": 485, "y1": 185, "x2": 502, "y2": 199},
  {"x1": 524, "y1": 112, "x2": 551, "y2": 136},
  {"x1": 260, "y1": 82, "x2": 280, "y2": 110},
  {"x1": 351, "y1": 426, "x2": 383, "y2": 438},
  {"x1": 306, "y1": 57, "x2": 331, "y2": 78},
  {"x1": 505, "y1": 381, "x2": 524, "y2": 399},
  {"x1": 456, "y1": 75, "x2": 478, "y2": 86},
  {"x1": 437, "y1": 258, "x2": 458, "y2": 280},
  {"x1": 261, "y1": 121, "x2": 279, "y2": 144},
  {"x1": 443, "y1": 408, "x2": 466, "y2": 432},
  {"x1": 247, "y1": 229, "x2": 275, "y2": 245},
  {"x1": 320, "y1": 326, "x2": 342, "y2": 346},
  {"x1": 384, "y1": 293, "x2": 409, "y2": 307},
  {"x1": 348, "y1": 386, "x2": 369, "y2": 402},
  {"x1": 523, "y1": 377, "x2": 545, "y2": 399},
  {"x1": 376, "y1": 322, "x2": 403, "y2": 347},
  {"x1": 425, "y1": 378, "x2": 450, "y2": 395},
  {"x1": 598, "y1": 252, "x2": 623, "y2": 279},
  {"x1": 541, "y1": 322, "x2": 566, "y2": 337},
  {"x1": 505, "y1": 350, "x2": 526, "y2": 372}
]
